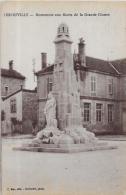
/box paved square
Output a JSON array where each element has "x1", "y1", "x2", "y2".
[{"x1": 2, "y1": 138, "x2": 126, "y2": 195}]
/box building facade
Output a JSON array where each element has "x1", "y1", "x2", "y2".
[
  {"x1": 1, "y1": 60, "x2": 25, "y2": 98},
  {"x1": 1, "y1": 88, "x2": 38, "y2": 135},
  {"x1": 36, "y1": 23, "x2": 126, "y2": 134}
]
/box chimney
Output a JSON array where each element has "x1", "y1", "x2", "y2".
[
  {"x1": 41, "y1": 53, "x2": 47, "y2": 69},
  {"x1": 9, "y1": 60, "x2": 13, "y2": 70},
  {"x1": 78, "y1": 38, "x2": 86, "y2": 67}
]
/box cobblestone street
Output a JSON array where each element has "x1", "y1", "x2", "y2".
[{"x1": 2, "y1": 137, "x2": 126, "y2": 195}]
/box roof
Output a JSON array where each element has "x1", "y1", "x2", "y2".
[
  {"x1": 2, "y1": 89, "x2": 22, "y2": 101},
  {"x1": 35, "y1": 56, "x2": 126, "y2": 76},
  {"x1": 35, "y1": 65, "x2": 54, "y2": 76},
  {"x1": 85, "y1": 56, "x2": 118, "y2": 75},
  {"x1": 1, "y1": 68, "x2": 25, "y2": 80},
  {"x1": 111, "y1": 58, "x2": 126, "y2": 74},
  {"x1": 2, "y1": 88, "x2": 37, "y2": 101},
  {"x1": 22, "y1": 89, "x2": 37, "y2": 93}
]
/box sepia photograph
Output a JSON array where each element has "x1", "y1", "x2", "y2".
[{"x1": 1, "y1": 1, "x2": 126, "y2": 195}]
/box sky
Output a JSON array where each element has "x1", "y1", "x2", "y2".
[{"x1": 1, "y1": 1, "x2": 126, "y2": 89}]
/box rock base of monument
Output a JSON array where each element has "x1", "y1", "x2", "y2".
[
  {"x1": 31, "y1": 126, "x2": 99, "y2": 145},
  {"x1": 13, "y1": 126, "x2": 117, "y2": 153},
  {"x1": 13, "y1": 141, "x2": 117, "y2": 153}
]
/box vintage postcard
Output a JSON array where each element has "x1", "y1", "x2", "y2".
[{"x1": 1, "y1": 1, "x2": 126, "y2": 195}]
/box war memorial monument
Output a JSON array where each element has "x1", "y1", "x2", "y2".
[{"x1": 15, "y1": 23, "x2": 116, "y2": 153}]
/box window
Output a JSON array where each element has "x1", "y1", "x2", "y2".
[
  {"x1": 1, "y1": 110, "x2": 5, "y2": 121},
  {"x1": 20, "y1": 84, "x2": 23, "y2": 89},
  {"x1": 108, "y1": 104, "x2": 113, "y2": 123},
  {"x1": 84, "y1": 103, "x2": 91, "y2": 122},
  {"x1": 96, "y1": 104, "x2": 102, "y2": 122},
  {"x1": 10, "y1": 98, "x2": 17, "y2": 113},
  {"x1": 11, "y1": 117, "x2": 17, "y2": 125},
  {"x1": 108, "y1": 78, "x2": 113, "y2": 95},
  {"x1": 125, "y1": 78, "x2": 126, "y2": 95},
  {"x1": 47, "y1": 77, "x2": 53, "y2": 93},
  {"x1": 5, "y1": 85, "x2": 9, "y2": 96},
  {"x1": 91, "y1": 76, "x2": 96, "y2": 96}
]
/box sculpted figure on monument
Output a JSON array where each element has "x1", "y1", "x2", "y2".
[
  {"x1": 32, "y1": 92, "x2": 60, "y2": 144},
  {"x1": 44, "y1": 92, "x2": 57, "y2": 128}
]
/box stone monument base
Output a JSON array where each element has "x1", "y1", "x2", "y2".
[
  {"x1": 31, "y1": 126, "x2": 99, "y2": 145},
  {"x1": 13, "y1": 141, "x2": 117, "y2": 153},
  {"x1": 13, "y1": 126, "x2": 117, "y2": 153}
]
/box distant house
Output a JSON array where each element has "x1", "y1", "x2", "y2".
[
  {"x1": 1, "y1": 60, "x2": 25, "y2": 98},
  {"x1": 1, "y1": 88, "x2": 38, "y2": 135},
  {"x1": 1, "y1": 60, "x2": 27, "y2": 134}
]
